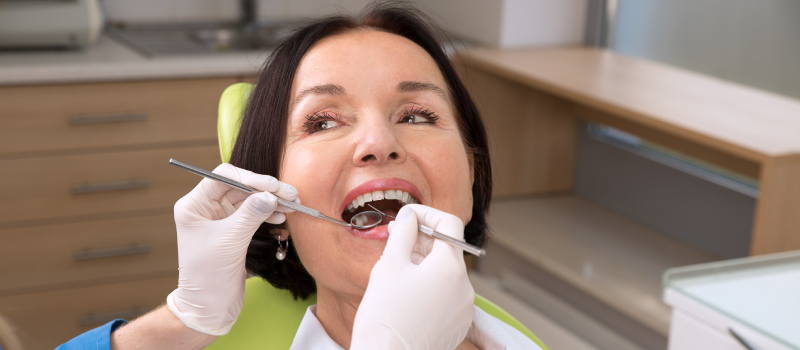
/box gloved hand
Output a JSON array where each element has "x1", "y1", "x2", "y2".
[
  {"x1": 351, "y1": 204, "x2": 475, "y2": 350},
  {"x1": 166, "y1": 163, "x2": 299, "y2": 336}
]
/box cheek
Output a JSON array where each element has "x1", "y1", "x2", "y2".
[
  {"x1": 280, "y1": 145, "x2": 340, "y2": 273},
  {"x1": 279, "y1": 142, "x2": 381, "y2": 292},
  {"x1": 281, "y1": 145, "x2": 338, "y2": 206},
  {"x1": 413, "y1": 136, "x2": 474, "y2": 223},
  {"x1": 284, "y1": 209, "x2": 382, "y2": 295}
]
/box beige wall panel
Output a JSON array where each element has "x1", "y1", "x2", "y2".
[
  {"x1": 458, "y1": 63, "x2": 579, "y2": 197},
  {"x1": 751, "y1": 155, "x2": 800, "y2": 254}
]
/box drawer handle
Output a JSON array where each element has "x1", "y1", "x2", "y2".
[
  {"x1": 69, "y1": 112, "x2": 149, "y2": 125},
  {"x1": 72, "y1": 179, "x2": 151, "y2": 194},
  {"x1": 75, "y1": 244, "x2": 153, "y2": 261},
  {"x1": 78, "y1": 307, "x2": 152, "y2": 327}
]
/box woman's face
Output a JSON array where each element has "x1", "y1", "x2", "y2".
[{"x1": 280, "y1": 30, "x2": 474, "y2": 297}]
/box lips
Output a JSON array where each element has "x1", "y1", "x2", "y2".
[{"x1": 339, "y1": 178, "x2": 422, "y2": 221}]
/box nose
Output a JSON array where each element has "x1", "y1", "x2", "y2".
[{"x1": 352, "y1": 117, "x2": 406, "y2": 166}]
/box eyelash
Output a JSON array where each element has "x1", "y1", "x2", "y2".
[
  {"x1": 303, "y1": 111, "x2": 339, "y2": 134},
  {"x1": 302, "y1": 106, "x2": 440, "y2": 134},
  {"x1": 400, "y1": 106, "x2": 440, "y2": 124}
]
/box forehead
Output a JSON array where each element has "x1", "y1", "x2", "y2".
[{"x1": 291, "y1": 30, "x2": 447, "y2": 97}]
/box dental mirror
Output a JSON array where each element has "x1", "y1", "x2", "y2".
[{"x1": 349, "y1": 210, "x2": 384, "y2": 229}]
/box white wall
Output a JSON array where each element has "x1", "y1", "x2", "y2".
[
  {"x1": 612, "y1": 0, "x2": 800, "y2": 100},
  {"x1": 101, "y1": 0, "x2": 373, "y2": 23},
  {"x1": 413, "y1": 0, "x2": 587, "y2": 48},
  {"x1": 101, "y1": 0, "x2": 587, "y2": 48}
]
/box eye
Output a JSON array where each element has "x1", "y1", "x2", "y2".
[
  {"x1": 399, "y1": 115, "x2": 430, "y2": 124},
  {"x1": 303, "y1": 112, "x2": 341, "y2": 134},
  {"x1": 310, "y1": 119, "x2": 339, "y2": 132},
  {"x1": 399, "y1": 106, "x2": 440, "y2": 125}
]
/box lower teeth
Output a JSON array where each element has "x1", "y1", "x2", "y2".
[{"x1": 354, "y1": 215, "x2": 368, "y2": 227}]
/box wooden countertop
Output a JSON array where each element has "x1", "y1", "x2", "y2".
[
  {"x1": 0, "y1": 35, "x2": 266, "y2": 86},
  {"x1": 456, "y1": 47, "x2": 800, "y2": 163}
]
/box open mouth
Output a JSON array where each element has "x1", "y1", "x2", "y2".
[{"x1": 341, "y1": 189, "x2": 418, "y2": 225}]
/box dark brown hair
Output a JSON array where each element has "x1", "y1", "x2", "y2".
[{"x1": 230, "y1": 1, "x2": 492, "y2": 300}]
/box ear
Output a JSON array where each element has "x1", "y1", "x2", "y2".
[
  {"x1": 467, "y1": 147, "x2": 475, "y2": 188},
  {"x1": 469, "y1": 155, "x2": 475, "y2": 187},
  {"x1": 466, "y1": 147, "x2": 475, "y2": 221},
  {"x1": 272, "y1": 229, "x2": 290, "y2": 241}
]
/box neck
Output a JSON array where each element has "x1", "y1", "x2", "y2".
[{"x1": 314, "y1": 284, "x2": 362, "y2": 349}]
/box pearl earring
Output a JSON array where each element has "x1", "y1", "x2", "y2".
[{"x1": 276, "y1": 237, "x2": 289, "y2": 261}]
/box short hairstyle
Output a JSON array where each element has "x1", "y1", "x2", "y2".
[{"x1": 230, "y1": 1, "x2": 492, "y2": 300}]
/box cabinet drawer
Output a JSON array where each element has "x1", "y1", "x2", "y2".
[
  {"x1": 0, "y1": 77, "x2": 236, "y2": 155},
  {"x1": 0, "y1": 276, "x2": 176, "y2": 350},
  {"x1": 0, "y1": 214, "x2": 177, "y2": 295},
  {"x1": 0, "y1": 144, "x2": 219, "y2": 224}
]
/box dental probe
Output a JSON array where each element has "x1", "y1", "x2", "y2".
[
  {"x1": 168, "y1": 159, "x2": 486, "y2": 257},
  {"x1": 366, "y1": 204, "x2": 486, "y2": 257}
]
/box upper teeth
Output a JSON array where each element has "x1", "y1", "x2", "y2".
[{"x1": 346, "y1": 190, "x2": 417, "y2": 212}]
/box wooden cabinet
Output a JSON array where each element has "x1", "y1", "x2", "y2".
[
  {"x1": 455, "y1": 47, "x2": 800, "y2": 256},
  {"x1": 0, "y1": 77, "x2": 236, "y2": 349},
  {"x1": 456, "y1": 47, "x2": 800, "y2": 342},
  {"x1": 0, "y1": 214, "x2": 177, "y2": 295},
  {"x1": 0, "y1": 145, "x2": 219, "y2": 223},
  {"x1": 0, "y1": 277, "x2": 178, "y2": 350},
  {"x1": 0, "y1": 78, "x2": 230, "y2": 156}
]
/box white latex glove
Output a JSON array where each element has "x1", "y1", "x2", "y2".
[
  {"x1": 350, "y1": 204, "x2": 475, "y2": 350},
  {"x1": 166, "y1": 163, "x2": 299, "y2": 335}
]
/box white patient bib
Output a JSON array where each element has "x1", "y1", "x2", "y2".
[{"x1": 289, "y1": 304, "x2": 543, "y2": 350}]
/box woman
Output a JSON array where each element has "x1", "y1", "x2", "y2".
[{"x1": 59, "y1": 2, "x2": 540, "y2": 349}]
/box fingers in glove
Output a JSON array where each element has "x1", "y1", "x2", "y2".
[
  {"x1": 402, "y1": 204, "x2": 465, "y2": 241},
  {"x1": 410, "y1": 234, "x2": 434, "y2": 265},
  {"x1": 422, "y1": 234, "x2": 469, "y2": 270},
  {"x1": 224, "y1": 191, "x2": 280, "y2": 229},
  {"x1": 273, "y1": 182, "x2": 301, "y2": 213},
  {"x1": 203, "y1": 164, "x2": 282, "y2": 205},
  {"x1": 207, "y1": 164, "x2": 300, "y2": 214},
  {"x1": 401, "y1": 204, "x2": 468, "y2": 267},
  {"x1": 383, "y1": 206, "x2": 421, "y2": 263},
  {"x1": 264, "y1": 212, "x2": 286, "y2": 225},
  {"x1": 229, "y1": 183, "x2": 300, "y2": 214}
]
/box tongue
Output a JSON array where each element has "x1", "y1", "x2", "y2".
[
  {"x1": 381, "y1": 208, "x2": 399, "y2": 217},
  {"x1": 379, "y1": 208, "x2": 399, "y2": 226}
]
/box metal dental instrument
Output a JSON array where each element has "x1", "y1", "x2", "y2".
[
  {"x1": 169, "y1": 159, "x2": 383, "y2": 230},
  {"x1": 169, "y1": 159, "x2": 486, "y2": 257},
  {"x1": 366, "y1": 204, "x2": 486, "y2": 257}
]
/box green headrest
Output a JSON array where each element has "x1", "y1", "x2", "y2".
[{"x1": 218, "y1": 82, "x2": 255, "y2": 163}]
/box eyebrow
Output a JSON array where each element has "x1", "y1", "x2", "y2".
[
  {"x1": 291, "y1": 81, "x2": 448, "y2": 107},
  {"x1": 292, "y1": 84, "x2": 346, "y2": 106},
  {"x1": 397, "y1": 81, "x2": 448, "y2": 101}
]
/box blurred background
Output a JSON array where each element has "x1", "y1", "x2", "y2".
[{"x1": 1, "y1": 1, "x2": 799, "y2": 349}]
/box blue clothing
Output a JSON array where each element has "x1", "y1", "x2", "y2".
[{"x1": 56, "y1": 319, "x2": 127, "y2": 350}]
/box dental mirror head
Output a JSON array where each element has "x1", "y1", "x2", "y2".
[{"x1": 349, "y1": 210, "x2": 384, "y2": 229}]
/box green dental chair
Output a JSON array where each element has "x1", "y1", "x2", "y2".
[{"x1": 206, "y1": 83, "x2": 548, "y2": 349}]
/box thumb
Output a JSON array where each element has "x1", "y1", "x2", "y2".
[
  {"x1": 382, "y1": 205, "x2": 420, "y2": 263},
  {"x1": 403, "y1": 204, "x2": 465, "y2": 241},
  {"x1": 224, "y1": 191, "x2": 279, "y2": 233}
]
